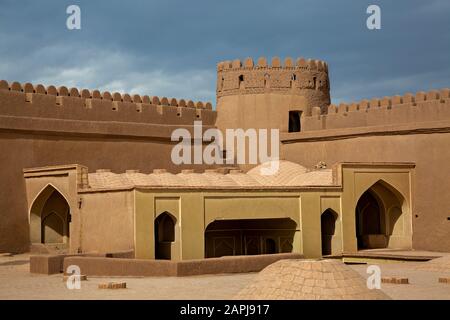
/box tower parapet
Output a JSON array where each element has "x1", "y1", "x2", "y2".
[
  {"x1": 216, "y1": 56, "x2": 331, "y2": 134},
  {"x1": 217, "y1": 57, "x2": 329, "y2": 105}
]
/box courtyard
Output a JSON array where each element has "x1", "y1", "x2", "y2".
[{"x1": 0, "y1": 252, "x2": 449, "y2": 300}]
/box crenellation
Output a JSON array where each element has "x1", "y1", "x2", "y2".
[
  {"x1": 142, "y1": 95, "x2": 151, "y2": 104},
  {"x1": 69, "y1": 87, "x2": 80, "y2": 97},
  {"x1": 359, "y1": 99, "x2": 369, "y2": 110},
  {"x1": 402, "y1": 93, "x2": 414, "y2": 104},
  {"x1": 58, "y1": 86, "x2": 69, "y2": 96},
  {"x1": 271, "y1": 57, "x2": 281, "y2": 68},
  {"x1": 47, "y1": 85, "x2": 57, "y2": 95},
  {"x1": 112, "y1": 92, "x2": 122, "y2": 101},
  {"x1": 380, "y1": 97, "x2": 391, "y2": 108},
  {"x1": 415, "y1": 91, "x2": 426, "y2": 102},
  {"x1": 426, "y1": 90, "x2": 439, "y2": 101},
  {"x1": 11, "y1": 81, "x2": 22, "y2": 91},
  {"x1": 297, "y1": 57, "x2": 306, "y2": 68},
  {"x1": 168, "y1": 98, "x2": 176, "y2": 106},
  {"x1": 196, "y1": 101, "x2": 204, "y2": 108},
  {"x1": 0, "y1": 80, "x2": 8, "y2": 90},
  {"x1": 391, "y1": 95, "x2": 402, "y2": 105},
  {"x1": 232, "y1": 59, "x2": 241, "y2": 69},
  {"x1": 151, "y1": 96, "x2": 160, "y2": 105},
  {"x1": 370, "y1": 98, "x2": 380, "y2": 108},
  {"x1": 302, "y1": 88, "x2": 450, "y2": 132},
  {"x1": 348, "y1": 102, "x2": 359, "y2": 112},
  {"x1": 284, "y1": 57, "x2": 293, "y2": 67},
  {"x1": 92, "y1": 90, "x2": 102, "y2": 99},
  {"x1": 328, "y1": 104, "x2": 337, "y2": 113},
  {"x1": 102, "y1": 91, "x2": 113, "y2": 100},
  {"x1": 257, "y1": 57, "x2": 267, "y2": 68},
  {"x1": 35, "y1": 84, "x2": 46, "y2": 94},
  {"x1": 81, "y1": 89, "x2": 91, "y2": 99},
  {"x1": 440, "y1": 88, "x2": 449, "y2": 99},
  {"x1": 123, "y1": 93, "x2": 132, "y2": 103},
  {"x1": 337, "y1": 103, "x2": 348, "y2": 113},
  {"x1": 160, "y1": 97, "x2": 169, "y2": 106},
  {"x1": 0, "y1": 80, "x2": 215, "y2": 125},
  {"x1": 23, "y1": 83, "x2": 34, "y2": 93},
  {"x1": 244, "y1": 57, "x2": 254, "y2": 68}
]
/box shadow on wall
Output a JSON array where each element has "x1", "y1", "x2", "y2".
[{"x1": 204, "y1": 218, "x2": 297, "y2": 258}]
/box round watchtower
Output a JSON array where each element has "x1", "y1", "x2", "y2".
[{"x1": 215, "y1": 56, "x2": 330, "y2": 133}]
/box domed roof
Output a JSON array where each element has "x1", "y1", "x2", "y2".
[
  {"x1": 247, "y1": 160, "x2": 332, "y2": 186},
  {"x1": 236, "y1": 259, "x2": 390, "y2": 300},
  {"x1": 86, "y1": 161, "x2": 333, "y2": 189}
]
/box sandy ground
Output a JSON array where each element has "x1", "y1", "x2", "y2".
[{"x1": 0, "y1": 253, "x2": 449, "y2": 300}]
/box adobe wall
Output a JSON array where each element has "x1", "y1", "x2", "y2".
[
  {"x1": 80, "y1": 190, "x2": 135, "y2": 254},
  {"x1": 0, "y1": 81, "x2": 216, "y2": 253},
  {"x1": 282, "y1": 89, "x2": 450, "y2": 252},
  {"x1": 60, "y1": 253, "x2": 303, "y2": 277}
]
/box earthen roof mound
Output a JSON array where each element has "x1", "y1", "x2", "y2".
[{"x1": 235, "y1": 259, "x2": 390, "y2": 300}]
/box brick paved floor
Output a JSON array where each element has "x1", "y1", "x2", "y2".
[{"x1": 0, "y1": 253, "x2": 449, "y2": 300}]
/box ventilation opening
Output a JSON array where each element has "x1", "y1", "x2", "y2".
[
  {"x1": 288, "y1": 111, "x2": 302, "y2": 132},
  {"x1": 264, "y1": 74, "x2": 270, "y2": 88},
  {"x1": 238, "y1": 74, "x2": 244, "y2": 88}
]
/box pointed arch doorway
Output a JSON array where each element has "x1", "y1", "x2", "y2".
[{"x1": 29, "y1": 184, "x2": 70, "y2": 245}]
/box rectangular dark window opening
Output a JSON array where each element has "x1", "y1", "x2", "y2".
[{"x1": 289, "y1": 110, "x2": 302, "y2": 132}]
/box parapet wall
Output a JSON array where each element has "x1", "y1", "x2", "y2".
[
  {"x1": 217, "y1": 56, "x2": 330, "y2": 111},
  {"x1": 0, "y1": 80, "x2": 215, "y2": 126},
  {"x1": 302, "y1": 88, "x2": 450, "y2": 132}
]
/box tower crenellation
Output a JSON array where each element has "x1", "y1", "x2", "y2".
[{"x1": 217, "y1": 56, "x2": 330, "y2": 110}]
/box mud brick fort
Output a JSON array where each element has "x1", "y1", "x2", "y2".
[{"x1": 0, "y1": 56, "x2": 449, "y2": 261}]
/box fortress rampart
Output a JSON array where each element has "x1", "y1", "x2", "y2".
[
  {"x1": 0, "y1": 57, "x2": 449, "y2": 254},
  {"x1": 0, "y1": 80, "x2": 215, "y2": 126},
  {"x1": 301, "y1": 88, "x2": 450, "y2": 132}
]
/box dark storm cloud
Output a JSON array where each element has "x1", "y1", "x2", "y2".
[{"x1": 0, "y1": 0, "x2": 448, "y2": 104}]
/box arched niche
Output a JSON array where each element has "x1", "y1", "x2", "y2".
[
  {"x1": 154, "y1": 212, "x2": 177, "y2": 260},
  {"x1": 355, "y1": 180, "x2": 411, "y2": 250},
  {"x1": 29, "y1": 184, "x2": 70, "y2": 244},
  {"x1": 321, "y1": 209, "x2": 338, "y2": 256}
]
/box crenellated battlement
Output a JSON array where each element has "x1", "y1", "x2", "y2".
[
  {"x1": 216, "y1": 56, "x2": 330, "y2": 101},
  {"x1": 303, "y1": 88, "x2": 450, "y2": 132},
  {"x1": 0, "y1": 80, "x2": 215, "y2": 126}
]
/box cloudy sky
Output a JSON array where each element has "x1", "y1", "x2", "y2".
[{"x1": 0, "y1": 0, "x2": 449, "y2": 105}]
